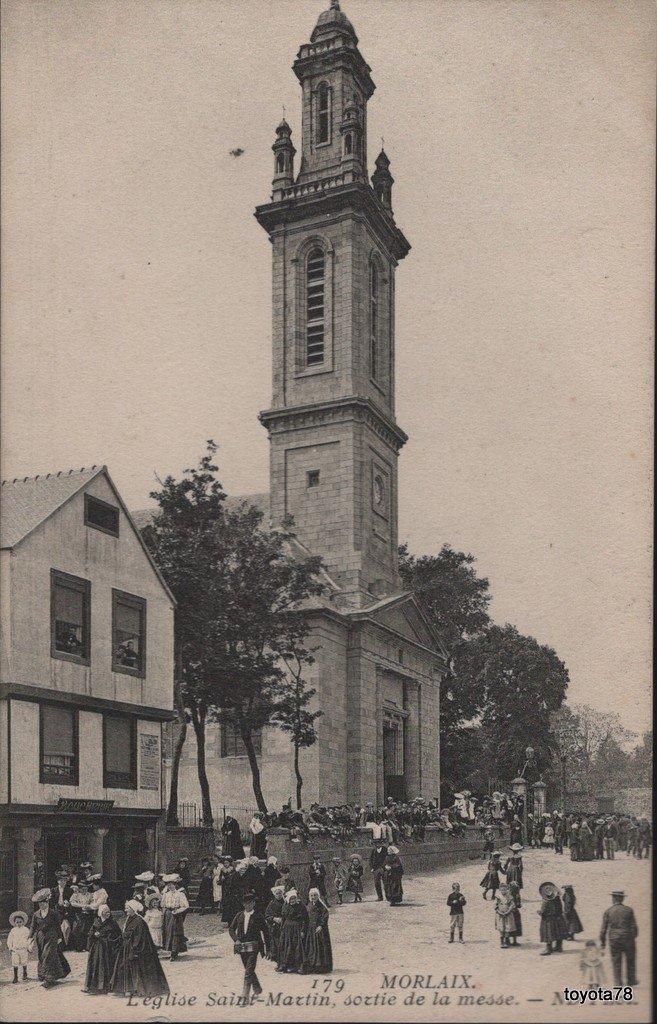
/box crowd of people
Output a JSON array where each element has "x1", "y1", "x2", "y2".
[{"x1": 6, "y1": 798, "x2": 649, "y2": 1005}]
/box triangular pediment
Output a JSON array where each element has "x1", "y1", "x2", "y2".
[{"x1": 362, "y1": 593, "x2": 447, "y2": 659}]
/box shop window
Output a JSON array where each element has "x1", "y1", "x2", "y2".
[
  {"x1": 103, "y1": 715, "x2": 137, "y2": 789},
  {"x1": 220, "y1": 722, "x2": 262, "y2": 758},
  {"x1": 112, "y1": 590, "x2": 146, "y2": 676},
  {"x1": 84, "y1": 494, "x2": 119, "y2": 537},
  {"x1": 40, "y1": 704, "x2": 79, "y2": 785},
  {"x1": 51, "y1": 570, "x2": 90, "y2": 664}
]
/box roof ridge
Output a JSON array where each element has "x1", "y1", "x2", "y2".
[{"x1": 2, "y1": 465, "x2": 103, "y2": 487}]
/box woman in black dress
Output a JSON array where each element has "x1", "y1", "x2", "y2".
[
  {"x1": 276, "y1": 891, "x2": 308, "y2": 973},
  {"x1": 221, "y1": 815, "x2": 246, "y2": 860},
  {"x1": 109, "y1": 900, "x2": 170, "y2": 997},
  {"x1": 264, "y1": 884, "x2": 285, "y2": 964},
  {"x1": 303, "y1": 889, "x2": 332, "y2": 973},
  {"x1": 28, "y1": 889, "x2": 71, "y2": 988},
  {"x1": 220, "y1": 864, "x2": 242, "y2": 925},
  {"x1": 197, "y1": 859, "x2": 215, "y2": 914},
  {"x1": 561, "y1": 884, "x2": 583, "y2": 939},
  {"x1": 383, "y1": 846, "x2": 404, "y2": 906},
  {"x1": 84, "y1": 904, "x2": 121, "y2": 994}
]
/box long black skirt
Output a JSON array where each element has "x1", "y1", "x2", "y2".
[
  {"x1": 303, "y1": 924, "x2": 332, "y2": 973},
  {"x1": 278, "y1": 919, "x2": 305, "y2": 971}
]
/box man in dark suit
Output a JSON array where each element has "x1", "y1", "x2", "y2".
[
  {"x1": 369, "y1": 839, "x2": 388, "y2": 901},
  {"x1": 229, "y1": 892, "x2": 267, "y2": 1005},
  {"x1": 600, "y1": 890, "x2": 639, "y2": 986}
]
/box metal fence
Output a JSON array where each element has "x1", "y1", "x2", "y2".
[{"x1": 175, "y1": 802, "x2": 258, "y2": 836}]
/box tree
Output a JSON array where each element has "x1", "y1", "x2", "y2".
[
  {"x1": 145, "y1": 442, "x2": 325, "y2": 820},
  {"x1": 272, "y1": 646, "x2": 322, "y2": 809},
  {"x1": 569, "y1": 704, "x2": 636, "y2": 793},
  {"x1": 549, "y1": 704, "x2": 637, "y2": 801},
  {"x1": 399, "y1": 544, "x2": 492, "y2": 790},
  {"x1": 630, "y1": 730, "x2": 652, "y2": 786},
  {"x1": 460, "y1": 624, "x2": 569, "y2": 780}
]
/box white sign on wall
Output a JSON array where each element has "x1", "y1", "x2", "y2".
[{"x1": 139, "y1": 732, "x2": 160, "y2": 790}]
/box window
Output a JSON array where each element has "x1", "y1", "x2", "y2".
[
  {"x1": 51, "y1": 570, "x2": 90, "y2": 664},
  {"x1": 276, "y1": 152, "x2": 285, "y2": 174},
  {"x1": 370, "y1": 262, "x2": 379, "y2": 379},
  {"x1": 307, "y1": 470, "x2": 320, "y2": 488},
  {"x1": 84, "y1": 494, "x2": 119, "y2": 537},
  {"x1": 40, "y1": 705, "x2": 78, "y2": 785},
  {"x1": 103, "y1": 714, "x2": 137, "y2": 788},
  {"x1": 316, "y1": 83, "x2": 330, "y2": 144},
  {"x1": 112, "y1": 590, "x2": 146, "y2": 676},
  {"x1": 344, "y1": 133, "x2": 353, "y2": 155},
  {"x1": 221, "y1": 722, "x2": 262, "y2": 758},
  {"x1": 306, "y1": 248, "x2": 325, "y2": 366}
]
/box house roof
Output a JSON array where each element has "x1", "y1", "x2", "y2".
[
  {"x1": 1, "y1": 467, "x2": 103, "y2": 549},
  {"x1": 0, "y1": 465, "x2": 175, "y2": 605}
]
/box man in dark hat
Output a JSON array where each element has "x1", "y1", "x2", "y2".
[
  {"x1": 369, "y1": 837, "x2": 388, "y2": 901},
  {"x1": 600, "y1": 890, "x2": 638, "y2": 986},
  {"x1": 603, "y1": 817, "x2": 618, "y2": 860},
  {"x1": 229, "y1": 892, "x2": 267, "y2": 1006}
]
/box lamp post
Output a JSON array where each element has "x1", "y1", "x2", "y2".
[{"x1": 512, "y1": 746, "x2": 537, "y2": 844}]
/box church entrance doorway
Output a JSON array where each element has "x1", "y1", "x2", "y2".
[{"x1": 383, "y1": 713, "x2": 405, "y2": 802}]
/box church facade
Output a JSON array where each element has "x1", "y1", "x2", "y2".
[{"x1": 174, "y1": 1, "x2": 446, "y2": 815}]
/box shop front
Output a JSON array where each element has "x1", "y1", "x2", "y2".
[{"x1": 0, "y1": 800, "x2": 164, "y2": 923}]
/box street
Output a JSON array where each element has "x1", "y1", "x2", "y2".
[{"x1": 1, "y1": 847, "x2": 650, "y2": 1023}]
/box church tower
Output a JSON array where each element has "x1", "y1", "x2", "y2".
[{"x1": 256, "y1": 0, "x2": 410, "y2": 607}]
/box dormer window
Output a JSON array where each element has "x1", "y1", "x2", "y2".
[
  {"x1": 316, "y1": 83, "x2": 331, "y2": 145},
  {"x1": 85, "y1": 494, "x2": 119, "y2": 537}
]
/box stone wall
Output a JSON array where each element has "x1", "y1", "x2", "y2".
[
  {"x1": 165, "y1": 826, "x2": 216, "y2": 870},
  {"x1": 266, "y1": 824, "x2": 498, "y2": 900}
]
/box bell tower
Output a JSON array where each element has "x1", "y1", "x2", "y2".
[{"x1": 256, "y1": 0, "x2": 411, "y2": 607}]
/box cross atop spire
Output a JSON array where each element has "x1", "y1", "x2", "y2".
[{"x1": 330, "y1": 0, "x2": 340, "y2": 9}]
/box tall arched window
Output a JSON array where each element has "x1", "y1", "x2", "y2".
[
  {"x1": 317, "y1": 84, "x2": 330, "y2": 145},
  {"x1": 306, "y1": 248, "x2": 325, "y2": 366},
  {"x1": 276, "y1": 152, "x2": 285, "y2": 174},
  {"x1": 344, "y1": 133, "x2": 353, "y2": 156},
  {"x1": 370, "y1": 262, "x2": 379, "y2": 379}
]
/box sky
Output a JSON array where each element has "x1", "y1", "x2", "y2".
[{"x1": 1, "y1": 0, "x2": 654, "y2": 735}]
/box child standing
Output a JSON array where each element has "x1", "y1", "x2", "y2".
[
  {"x1": 446, "y1": 883, "x2": 466, "y2": 943},
  {"x1": 331, "y1": 857, "x2": 345, "y2": 904},
  {"x1": 7, "y1": 911, "x2": 31, "y2": 983},
  {"x1": 508, "y1": 881, "x2": 522, "y2": 945},
  {"x1": 580, "y1": 940, "x2": 605, "y2": 988},
  {"x1": 480, "y1": 851, "x2": 503, "y2": 900},
  {"x1": 346, "y1": 854, "x2": 364, "y2": 903},
  {"x1": 144, "y1": 894, "x2": 163, "y2": 949}
]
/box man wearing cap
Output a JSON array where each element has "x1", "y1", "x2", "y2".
[
  {"x1": 600, "y1": 890, "x2": 638, "y2": 987},
  {"x1": 229, "y1": 891, "x2": 267, "y2": 1005}
]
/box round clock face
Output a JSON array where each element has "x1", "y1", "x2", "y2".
[{"x1": 374, "y1": 475, "x2": 384, "y2": 506}]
